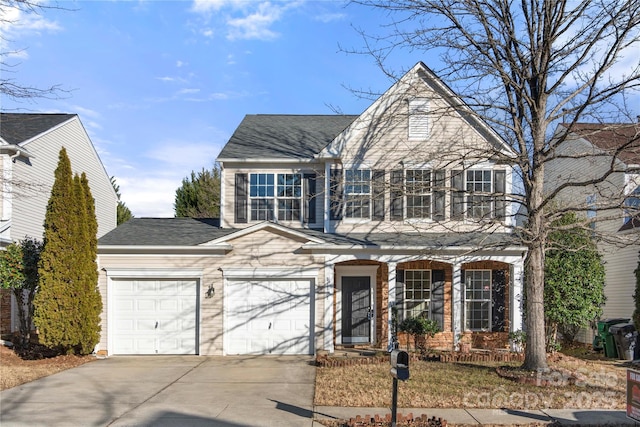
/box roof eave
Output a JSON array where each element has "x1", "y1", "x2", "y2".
[
  {"x1": 217, "y1": 157, "x2": 319, "y2": 164},
  {"x1": 302, "y1": 242, "x2": 528, "y2": 254},
  {"x1": 98, "y1": 244, "x2": 232, "y2": 255}
]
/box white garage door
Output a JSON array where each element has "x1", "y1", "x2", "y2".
[
  {"x1": 225, "y1": 279, "x2": 312, "y2": 355},
  {"x1": 112, "y1": 279, "x2": 198, "y2": 355}
]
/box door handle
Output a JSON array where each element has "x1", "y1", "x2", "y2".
[
  {"x1": 269, "y1": 322, "x2": 272, "y2": 330},
  {"x1": 155, "y1": 321, "x2": 159, "y2": 329}
]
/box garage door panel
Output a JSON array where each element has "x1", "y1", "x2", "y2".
[
  {"x1": 112, "y1": 279, "x2": 198, "y2": 355},
  {"x1": 225, "y1": 279, "x2": 312, "y2": 355}
]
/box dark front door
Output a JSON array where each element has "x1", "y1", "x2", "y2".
[{"x1": 342, "y1": 276, "x2": 371, "y2": 343}]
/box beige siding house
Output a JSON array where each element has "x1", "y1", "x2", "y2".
[
  {"x1": 544, "y1": 122, "x2": 640, "y2": 343},
  {"x1": 97, "y1": 63, "x2": 526, "y2": 356},
  {"x1": 0, "y1": 113, "x2": 118, "y2": 334}
]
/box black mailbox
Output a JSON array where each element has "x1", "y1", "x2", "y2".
[{"x1": 390, "y1": 350, "x2": 410, "y2": 381}]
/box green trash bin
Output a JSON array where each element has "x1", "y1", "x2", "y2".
[{"x1": 597, "y1": 318, "x2": 630, "y2": 358}]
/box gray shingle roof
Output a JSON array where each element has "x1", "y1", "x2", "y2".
[
  {"x1": 217, "y1": 114, "x2": 357, "y2": 160},
  {"x1": 0, "y1": 113, "x2": 76, "y2": 145},
  {"x1": 98, "y1": 218, "x2": 232, "y2": 246},
  {"x1": 303, "y1": 230, "x2": 524, "y2": 249},
  {"x1": 99, "y1": 218, "x2": 523, "y2": 252}
]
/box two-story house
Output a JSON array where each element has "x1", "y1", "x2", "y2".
[
  {"x1": 0, "y1": 113, "x2": 118, "y2": 335},
  {"x1": 96, "y1": 62, "x2": 526, "y2": 356},
  {"x1": 544, "y1": 122, "x2": 640, "y2": 343}
]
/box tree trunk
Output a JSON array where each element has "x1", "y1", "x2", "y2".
[
  {"x1": 523, "y1": 236, "x2": 549, "y2": 371},
  {"x1": 13, "y1": 289, "x2": 30, "y2": 347}
]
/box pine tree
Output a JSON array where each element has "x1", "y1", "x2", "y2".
[
  {"x1": 33, "y1": 148, "x2": 102, "y2": 354},
  {"x1": 174, "y1": 167, "x2": 221, "y2": 218}
]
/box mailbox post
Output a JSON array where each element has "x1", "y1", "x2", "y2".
[{"x1": 390, "y1": 350, "x2": 410, "y2": 426}]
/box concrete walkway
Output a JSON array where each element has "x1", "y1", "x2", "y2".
[{"x1": 313, "y1": 406, "x2": 638, "y2": 425}]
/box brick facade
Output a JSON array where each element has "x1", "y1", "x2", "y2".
[{"x1": 333, "y1": 259, "x2": 512, "y2": 351}]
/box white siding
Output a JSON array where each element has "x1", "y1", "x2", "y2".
[
  {"x1": 97, "y1": 228, "x2": 326, "y2": 356},
  {"x1": 11, "y1": 117, "x2": 117, "y2": 241},
  {"x1": 600, "y1": 239, "x2": 639, "y2": 320}
]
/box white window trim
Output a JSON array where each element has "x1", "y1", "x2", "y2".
[
  {"x1": 464, "y1": 269, "x2": 492, "y2": 332},
  {"x1": 248, "y1": 172, "x2": 304, "y2": 224},
  {"x1": 344, "y1": 168, "x2": 372, "y2": 221},
  {"x1": 403, "y1": 269, "x2": 432, "y2": 320},
  {"x1": 405, "y1": 168, "x2": 433, "y2": 221}
]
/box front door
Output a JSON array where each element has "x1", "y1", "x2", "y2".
[{"x1": 342, "y1": 276, "x2": 371, "y2": 343}]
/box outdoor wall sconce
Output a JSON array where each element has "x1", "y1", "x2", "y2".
[{"x1": 206, "y1": 284, "x2": 215, "y2": 298}]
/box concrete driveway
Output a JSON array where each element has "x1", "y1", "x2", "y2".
[{"x1": 0, "y1": 355, "x2": 316, "y2": 427}]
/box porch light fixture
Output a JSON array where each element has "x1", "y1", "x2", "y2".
[{"x1": 206, "y1": 284, "x2": 215, "y2": 298}]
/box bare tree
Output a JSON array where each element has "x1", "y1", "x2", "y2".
[
  {"x1": 350, "y1": 0, "x2": 640, "y2": 370},
  {"x1": 0, "y1": 0, "x2": 68, "y2": 104}
]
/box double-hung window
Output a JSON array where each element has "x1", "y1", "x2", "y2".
[
  {"x1": 406, "y1": 170, "x2": 431, "y2": 219},
  {"x1": 250, "y1": 174, "x2": 275, "y2": 221},
  {"x1": 464, "y1": 270, "x2": 491, "y2": 330},
  {"x1": 277, "y1": 174, "x2": 301, "y2": 221},
  {"x1": 249, "y1": 173, "x2": 302, "y2": 221},
  {"x1": 404, "y1": 269, "x2": 431, "y2": 319},
  {"x1": 466, "y1": 170, "x2": 493, "y2": 219},
  {"x1": 345, "y1": 169, "x2": 371, "y2": 219}
]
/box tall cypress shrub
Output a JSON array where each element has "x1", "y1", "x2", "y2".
[
  {"x1": 76, "y1": 173, "x2": 101, "y2": 354},
  {"x1": 33, "y1": 148, "x2": 102, "y2": 354}
]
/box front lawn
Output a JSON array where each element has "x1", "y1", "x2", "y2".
[{"x1": 314, "y1": 353, "x2": 627, "y2": 409}]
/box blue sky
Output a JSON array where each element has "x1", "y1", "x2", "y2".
[{"x1": 1, "y1": 0, "x2": 421, "y2": 217}]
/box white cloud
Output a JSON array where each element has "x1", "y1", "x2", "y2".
[
  {"x1": 315, "y1": 12, "x2": 345, "y2": 23},
  {"x1": 191, "y1": 0, "x2": 236, "y2": 13},
  {"x1": 176, "y1": 60, "x2": 185, "y2": 67},
  {"x1": 227, "y1": 4, "x2": 281, "y2": 41},
  {"x1": 157, "y1": 76, "x2": 188, "y2": 84},
  {"x1": 177, "y1": 88, "x2": 200, "y2": 95},
  {"x1": 0, "y1": 2, "x2": 62, "y2": 39},
  {"x1": 190, "y1": 0, "x2": 304, "y2": 41}
]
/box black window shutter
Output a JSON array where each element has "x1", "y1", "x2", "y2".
[
  {"x1": 329, "y1": 167, "x2": 343, "y2": 220},
  {"x1": 492, "y1": 269, "x2": 506, "y2": 332},
  {"x1": 234, "y1": 173, "x2": 248, "y2": 223},
  {"x1": 372, "y1": 170, "x2": 385, "y2": 220},
  {"x1": 494, "y1": 170, "x2": 506, "y2": 221},
  {"x1": 433, "y1": 169, "x2": 445, "y2": 221},
  {"x1": 431, "y1": 270, "x2": 445, "y2": 331},
  {"x1": 451, "y1": 169, "x2": 464, "y2": 220},
  {"x1": 390, "y1": 169, "x2": 404, "y2": 220},
  {"x1": 304, "y1": 173, "x2": 316, "y2": 224}
]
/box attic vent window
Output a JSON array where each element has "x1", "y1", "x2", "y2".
[{"x1": 408, "y1": 99, "x2": 429, "y2": 140}]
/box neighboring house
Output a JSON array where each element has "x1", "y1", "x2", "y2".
[
  {"x1": 545, "y1": 122, "x2": 640, "y2": 342},
  {"x1": 96, "y1": 62, "x2": 527, "y2": 356},
  {"x1": 0, "y1": 113, "x2": 118, "y2": 335}
]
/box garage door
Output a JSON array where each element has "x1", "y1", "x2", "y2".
[
  {"x1": 112, "y1": 279, "x2": 198, "y2": 355},
  {"x1": 225, "y1": 279, "x2": 312, "y2": 355}
]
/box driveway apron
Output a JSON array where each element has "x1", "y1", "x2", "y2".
[{"x1": 0, "y1": 355, "x2": 316, "y2": 427}]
